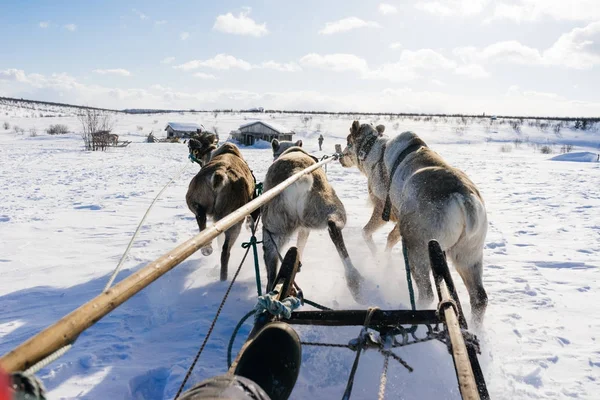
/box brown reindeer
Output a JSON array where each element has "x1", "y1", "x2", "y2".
[{"x1": 186, "y1": 133, "x2": 255, "y2": 281}]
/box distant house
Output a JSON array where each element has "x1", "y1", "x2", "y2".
[
  {"x1": 164, "y1": 122, "x2": 205, "y2": 138},
  {"x1": 230, "y1": 120, "x2": 295, "y2": 146}
]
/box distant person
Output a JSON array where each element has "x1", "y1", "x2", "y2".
[{"x1": 318, "y1": 134, "x2": 324, "y2": 151}]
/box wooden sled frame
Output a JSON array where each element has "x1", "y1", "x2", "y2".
[{"x1": 232, "y1": 241, "x2": 489, "y2": 400}]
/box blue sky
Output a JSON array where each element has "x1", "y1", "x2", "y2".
[{"x1": 1, "y1": 0, "x2": 599, "y2": 116}]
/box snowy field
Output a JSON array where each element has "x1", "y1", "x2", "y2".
[{"x1": 1, "y1": 103, "x2": 599, "y2": 399}]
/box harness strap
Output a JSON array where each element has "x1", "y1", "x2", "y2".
[
  {"x1": 382, "y1": 140, "x2": 426, "y2": 222},
  {"x1": 357, "y1": 133, "x2": 380, "y2": 162}
]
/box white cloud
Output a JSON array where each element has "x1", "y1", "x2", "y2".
[
  {"x1": 180, "y1": 32, "x2": 190, "y2": 40},
  {"x1": 193, "y1": 72, "x2": 217, "y2": 80},
  {"x1": 318, "y1": 17, "x2": 381, "y2": 35},
  {"x1": 259, "y1": 61, "x2": 302, "y2": 72},
  {"x1": 213, "y1": 9, "x2": 269, "y2": 37},
  {"x1": 0, "y1": 69, "x2": 29, "y2": 83},
  {"x1": 389, "y1": 42, "x2": 402, "y2": 50},
  {"x1": 93, "y1": 69, "x2": 132, "y2": 76},
  {"x1": 299, "y1": 53, "x2": 369, "y2": 73},
  {"x1": 39, "y1": 21, "x2": 49, "y2": 28},
  {"x1": 543, "y1": 21, "x2": 600, "y2": 69},
  {"x1": 454, "y1": 63, "x2": 490, "y2": 78},
  {"x1": 415, "y1": 0, "x2": 489, "y2": 17},
  {"x1": 491, "y1": 0, "x2": 600, "y2": 22},
  {"x1": 301, "y1": 50, "x2": 488, "y2": 82},
  {"x1": 174, "y1": 54, "x2": 253, "y2": 71},
  {"x1": 365, "y1": 49, "x2": 458, "y2": 82},
  {"x1": 175, "y1": 55, "x2": 301, "y2": 73},
  {"x1": 431, "y1": 79, "x2": 446, "y2": 86},
  {"x1": 155, "y1": 20, "x2": 167, "y2": 26},
  {"x1": 161, "y1": 57, "x2": 175, "y2": 64},
  {"x1": 132, "y1": 9, "x2": 148, "y2": 20},
  {"x1": 2, "y1": 68, "x2": 599, "y2": 116},
  {"x1": 379, "y1": 3, "x2": 398, "y2": 15},
  {"x1": 453, "y1": 22, "x2": 600, "y2": 69},
  {"x1": 454, "y1": 41, "x2": 543, "y2": 65},
  {"x1": 64, "y1": 24, "x2": 77, "y2": 31}
]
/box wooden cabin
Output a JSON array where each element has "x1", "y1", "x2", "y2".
[
  {"x1": 230, "y1": 120, "x2": 295, "y2": 146},
  {"x1": 164, "y1": 122, "x2": 205, "y2": 138}
]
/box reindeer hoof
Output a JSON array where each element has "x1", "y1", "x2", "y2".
[{"x1": 201, "y1": 246, "x2": 213, "y2": 256}]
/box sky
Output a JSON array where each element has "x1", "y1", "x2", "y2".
[{"x1": 0, "y1": 0, "x2": 599, "y2": 116}]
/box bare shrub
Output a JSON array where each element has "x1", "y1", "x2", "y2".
[
  {"x1": 510, "y1": 120, "x2": 522, "y2": 134},
  {"x1": 513, "y1": 138, "x2": 523, "y2": 148},
  {"x1": 137, "y1": 125, "x2": 144, "y2": 131},
  {"x1": 78, "y1": 109, "x2": 114, "y2": 151},
  {"x1": 3, "y1": 122, "x2": 9, "y2": 130},
  {"x1": 153, "y1": 120, "x2": 158, "y2": 124},
  {"x1": 553, "y1": 123, "x2": 562, "y2": 136},
  {"x1": 560, "y1": 144, "x2": 574, "y2": 154},
  {"x1": 500, "y1": 144, "x2": 512, "y2": 153},
  {"x1": 540, "y1": 145, "x2": 552, "y2": 154},
  {"x1": 301, "y1": 116, "x2": 312, "y2": 129},
  {"x1": 315, "y1": 123, "x2": 322, "y2": 132},
  {"x1": 13, "y1": 125, "x2": 24, "y2": 134},
  {"x1": 393, "y1": 122, "x2": 400, "y2": 131},
  {"x1": 46, "y1": 124, "x2": 69, "y2": 135}
]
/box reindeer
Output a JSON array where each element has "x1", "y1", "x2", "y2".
[
  {"x1": 261, "y1": 139, "x2": 364, "y2": 302},
  {"x1": 186, "y1": 133, "x2": 255, "y2": 281}
]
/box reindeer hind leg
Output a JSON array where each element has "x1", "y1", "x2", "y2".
[{"x1": 327, "y1": 220, "x2": 364, "y2": 302}]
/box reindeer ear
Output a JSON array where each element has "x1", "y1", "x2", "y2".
[
  {"x1": 376, "y1": 124, "x2": 385, "y2": 135},
  {"x1": 271, "y1": 138, "x2": 280, "y2": 151},
  {"x1": 351, "y1": 120, "x2": 360, "y2": 135},
  {"x1": 205, "y1": 133, "x2": 216, "y2": 144},
  {"x1": 295, "y1": 140, "x2": 303, "y2": 147}
]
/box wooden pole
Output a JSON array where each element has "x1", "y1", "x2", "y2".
[
  {"x1": 429, "y1": 241, "x2": 480, "y2": 400},
  {"x1": 0, "y1": 156, "x2": 338, "y2": 373},
  {"x1": 286, "y1": 309, "x2": 439, "y2": 327}
]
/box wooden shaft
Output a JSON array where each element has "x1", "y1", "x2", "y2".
[
  {"x1": 439, "y1": 283, "x2": 480, "y2": 400},
  {"x1": 287, "y1": 310, "x2": 439, "y2": 327},
  {"x1": 0, "y1": 156, "x2": 337, "y2": 373}
]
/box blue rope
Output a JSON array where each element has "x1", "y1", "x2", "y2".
[
  {"x1": 227, "y1": 309, "x2": 256, "y2": 368},
  {"x1": 254, "y1": 291, "x2": 302, "y2": 321},
  {"x1": 241, "y1": 236, "x2": 263, "y2": 296}
]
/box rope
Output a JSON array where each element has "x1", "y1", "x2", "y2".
[
  {"x1": 103, "y1": 162, "x2": 190, "y2": 292},
  {"x1": 342, "y1": 307, "x2": 379, "y2": 400},
  {"x1": 302, "y1": 298, "x2": 332, "y2": 311},
  {"x1": 227, "y1": 309, "x2": 257, "y2": 368},
  {"x1": 254, "y1": 292, "x2": 302, "y2": 321},
  {"x1": 174, "y1": 228, "x2": 255, "y2": 399},
  {"x1": 241, "y1": 237, "x2": 263, "y2": 296},
  {"x1": 20, "y1": 162, "x2": 191, "y2": 377},
  {"x1": 23, "y1": 344, "x2": 73, "y2": 376},
  {"x1": 378, "y1": 354, "x2": 389, "y2": 400}
]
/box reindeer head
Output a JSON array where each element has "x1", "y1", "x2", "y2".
[
  {"x1": 271, "y1": 138, "x2": 303, "y2": 161},
  {"x1": 188, "y1": 132, "x2": 219, "y2": 166},
  {"x1": 339, "y1": 120, "x2": 385, "y2": 168}
]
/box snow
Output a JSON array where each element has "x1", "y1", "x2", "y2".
[
  {"x1": 551, "y1": 152, "x2": 599, "y2": 163},
  {"x1": 239, "y1": 120, "x2": 294, "y2": 134},
  {"x1": 1, "y1": 103, "x2": 600, "y2": 399}
]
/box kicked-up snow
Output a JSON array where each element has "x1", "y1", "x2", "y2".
[{"x1": 1, "y1": 106, "x2": 599, "y2": 399}]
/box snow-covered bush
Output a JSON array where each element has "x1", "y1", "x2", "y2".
[{"x1": 46, "y1": 124, "x2": 69, "y2": 135}]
